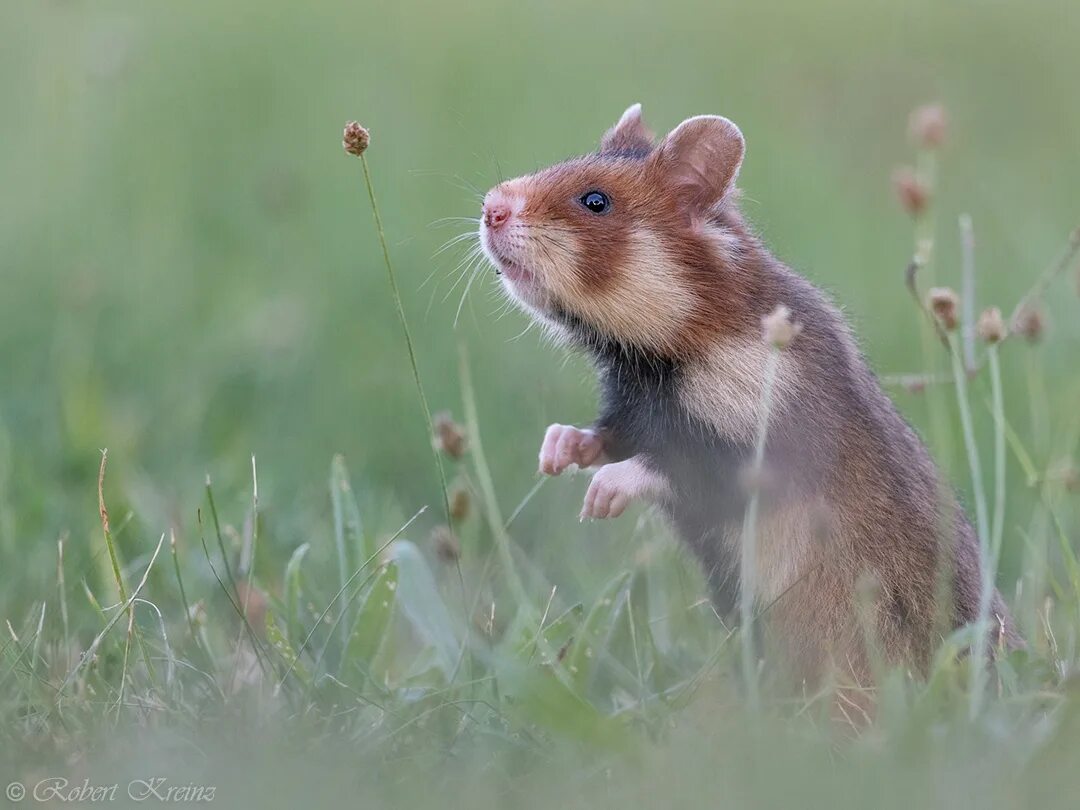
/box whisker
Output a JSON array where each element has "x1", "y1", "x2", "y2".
[
  {"x1": 442, "y1": 242, "x2": 485, "y2": 277},
  {"x1": 440, "y1": 247, "x2": 486, "y2": 294},
  {"x1": 442, "y1": 249, "x2": 487, "y2": 302},
  {"x1": 432, "y1": 230, "x2": 479, "y2": 258},
  {"x1": 454, "y1": 264, "x2": 485, "y2": 328},
  {"x1": 429, "y1": 216, "x2": 482, "y2": 228},
  {"x1": 508, "y1": 320, "x2": 537, "y2": 342},
  {"x1": 420, "y1": 238, "x2": 479, "y2": 291},
  {"x1": 491, "y1": 294, "x2": 521, "y2": 322},
  {"x1": 422, "y1": 241, "x2": 485, "y2": 318},
  {"x1": 520, "y1": 225, "x2": 579, "y2": 236},
  {"x1": 410, "y1": 170, "x2": 486, "y2": 201}
]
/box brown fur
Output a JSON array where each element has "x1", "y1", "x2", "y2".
[{"x1": 480, "y1": 105, "x2": 1022, "y2": 689}]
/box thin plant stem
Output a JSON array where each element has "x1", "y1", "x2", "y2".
[
  {"x1": 229, "y1": 455, "x2": 262, "y2": 691},
  {"x1": 988, "y1": 345, "x2": 1007, "y2": 575},
  {"x1": 196, "y1": 507, "x2": 272, "y2": 674},
  {"x1": 170, "y1": 528, "x2": 215, "y2": 678},
  {"x1": 245, "y1": 455, "x2": 259, "y2": 597},
  {"x1": 908, "y1": 153, "x2": 952, "y2": 469},
  {"x1": 457, "y1": 340, "x2": 529, "y2": 608},
  {"x1": 740, "y1": 348, "x2": 782, "y2": 711},
  {"x1": 170, "y1": 530, "x2": 199, "y2": 647},
  {"x1": 57, "y1": 534, "x2": 70, "y2": 669},
  {"x1": 970, "y1": 343, "x2": 1007, "y2": 717},
  {"x1": 358, "y1": 153, "x2": 452, "y2": 527},
  {"x1": 97, "y1": 449, "x2": 157, "y2": 687},
  {"x1": 948, "y1": 333, "x2": 990, "y2": 547},
  {"x1": 205, "y1": 476, "x2": 238, "y2": 598},
  {"x1": 946, "y1": 335, "x2": 992, "y2": 716},
  {"x1": 960, "y1": 215, "x2": 977, "y2": 373},
  {"x1": 906, "y1": 169, "x2": 957, "y2": 640},
  {"x1": 30, "y1": 602, "x2": 45, "y2": 686},
  {"x1": 356, "y1": 149, "x2": 471, "y2": 686},
  {"x1": 1007, "y1": 225, "x2": 1080, "y2": 326},
  {"x1": 98, "y1": 451, "x2": 128, "y2": 604},
  {"x1": 330, "y1": 456, "x2": 351, "y2": 596}
]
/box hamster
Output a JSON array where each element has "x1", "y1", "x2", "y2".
[{"x1": 478, "y1": 104, "x2": 1021, "y2": 686}]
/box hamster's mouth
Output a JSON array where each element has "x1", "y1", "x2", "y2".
[
  {"x1": 480, "y1": 225, "x2": 547, "y2": 307},
  {"x1": 483, "y1": 242, "x2": 535, "y2": 286},
  {"x1": 495, "y1": 258, "x2": 534, "y2": 284}
]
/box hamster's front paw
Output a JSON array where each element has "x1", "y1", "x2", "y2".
[
  {"x1": 581, "y1": 456, "x2": 669, "y2": 520},
  {"x1": 538, "y1": 424, "x2": 604, "y2": 476}
]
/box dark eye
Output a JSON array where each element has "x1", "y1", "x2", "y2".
[{"x1": 580, "y1": 191, "x2": 609, "y2": 214}]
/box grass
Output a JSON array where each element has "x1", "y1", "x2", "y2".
[{"x1": 3, "y1": 0, "x2": 1080, "y2": 806}]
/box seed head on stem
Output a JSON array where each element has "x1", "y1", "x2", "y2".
[
  {"x1": 448, "y1": 482, "x2": 471, "y2": 522},
  {"x1": 431, "y1": 525, "x2": 461, "y2": 564},
  {"x1": 892, "y1": 167, "x2": 930, "y2": 217},
  {"x1": 1046, "y1": 459, "x2": 1079, "y2": 494},
  {"x1": 433, "y1": 411, "x2": 467, "y2": 460},
  {"x1": 908, "y1": 103, "x2": 948, "y2": 150},
  {"x1": 976, "y1": 307, "x2": 1007, "y2": 344},
  {"x1": 927, "y1": 287, "x2": 960, "y2": 332},
  {"x1": 342, "y1": 122, "x2": 370, "y2": 156},
  {"x1": 1011, "y1": 302, "x2": 1045, "y2": 344}
]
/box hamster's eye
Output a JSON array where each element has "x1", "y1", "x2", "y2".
[{"x1": 580, "y1": 191, "x2": 609, "y2": 214}]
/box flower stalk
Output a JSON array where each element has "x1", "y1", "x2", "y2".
[
  {"x1": 346, "y1": 123, "x2": 452, "y2": 528},
  {"x1": 942, "y1": 327, "x2": 992, "y2": 715},
  {"x1": 740, "y1": 306, "x2": 800, "y2": 710},
  {"x1": 970, "y1": 327, "x2": 1008, "y2": 717}
]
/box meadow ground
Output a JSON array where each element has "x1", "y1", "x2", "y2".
[{"x1": 2, "y1": 0, "x2": 1080, "y2": 807}]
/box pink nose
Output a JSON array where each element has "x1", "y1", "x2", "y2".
[{"x1": 483, "y1": 200, "x2": 511, "y2": 229}]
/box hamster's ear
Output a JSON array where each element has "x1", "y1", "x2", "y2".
[
  {"x1": 649, "y1": 116, "x2": 744, "y2": 211},
  {"x1": 600, "y1": 103, "x2": 655, "y2": 155}
]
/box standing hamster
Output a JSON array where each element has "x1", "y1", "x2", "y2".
[{"x1": 478, "y1": 104, "x2": 1020, "y2": 687}]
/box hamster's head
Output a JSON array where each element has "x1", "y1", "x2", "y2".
[{"x1": 480, "y1": 104, "x2": 750, "y2": 357}]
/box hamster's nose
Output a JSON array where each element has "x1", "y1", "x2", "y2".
[{"x1": 482, "y1": 200, "x2": 511, "y2": 229}]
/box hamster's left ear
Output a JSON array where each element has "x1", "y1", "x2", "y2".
[
  {"x1": 649, "y1": 116, "x2": 745, "y2": 211},
  {"x1": 600, "y1": 103, "x2": 655, "y2": 155}
]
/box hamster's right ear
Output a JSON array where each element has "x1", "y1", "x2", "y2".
[
  {"x1": 600, "y1": 103, "x2": 655, "y2": 155},
  {"x1": 649, "y1": 115, "x2": 745, "y2": 212}
]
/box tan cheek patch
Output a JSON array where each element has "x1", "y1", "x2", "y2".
[
  {"x1": 541, "y1": 227, "x2": 696, "y2": 354},
  {"x1": 679, "y1": 338, "x2": 800, "y2": 443}
]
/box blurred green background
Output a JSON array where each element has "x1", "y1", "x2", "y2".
[{"x1": 1, "y1": 0, "x2": 1078, "y2": 616}]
